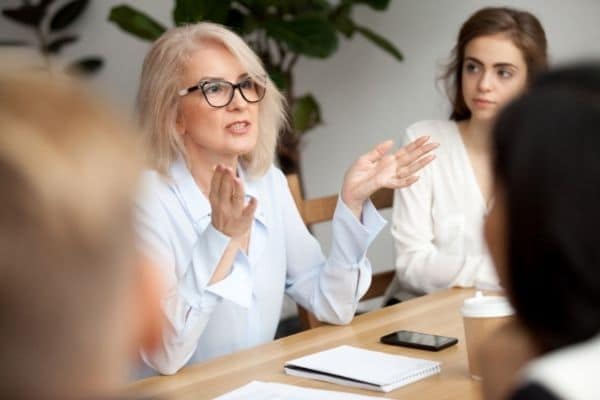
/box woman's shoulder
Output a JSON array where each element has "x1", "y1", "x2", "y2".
[
  {"x1": 137, "y1": 169, "x2": 177, "y2": 209},
  {"x1": 140, "y1": 169, "x2": 171, "y2": 193},
  {"x1": 519, "y1": 334, "x2": 600, "y2": 400},
  {"x1": 259, "y1": 165, "x2": 290, "y2": 194},
  {"x1": 405, "y1": 119, "x2": 457, "y2": 141}
]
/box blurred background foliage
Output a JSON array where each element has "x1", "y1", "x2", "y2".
[
  {"x1": 109, "y1": 0, "x2": 403, "y2": 178},
  {"x1": 1, "y1": 0, "x2": 103, "y2": 76}
]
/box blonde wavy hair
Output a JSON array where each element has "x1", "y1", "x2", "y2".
[{"x1": 137, "y1": 22, "x2": 286, "y2": 178}]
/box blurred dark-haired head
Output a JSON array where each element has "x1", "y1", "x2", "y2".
[{"x1": 487, "y1": 63, "x2": 600, "y2": 353}]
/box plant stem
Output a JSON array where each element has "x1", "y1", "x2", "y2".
[
  {"x1": 285, "y1": 53, "x2": 299, "y2": 74},
  {"x1": 21, "y1": 0, "x2": 51, "y2": 71},
  {"x1": 277, "y1": 43, "x2": 286, "y2": 69},
  {"x1": 34, "y1": 23, "x2": 51, "y2": 71},
  {"x1": 260, "y1": 29, "x2": 269, "y2": 60}
]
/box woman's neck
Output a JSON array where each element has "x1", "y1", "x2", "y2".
[
  {"x1": 459, "y1": 118, "x2": 493, "y2": 153},
  {"x1": 185, "y1": 145, "x2": 238, "y2": 196}
]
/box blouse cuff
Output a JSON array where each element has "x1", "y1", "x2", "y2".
[
  {"x1": 205, "y1": 252, "x2": 253, "y2": 309},
  {"x1": 329, "y1": 196, "x2": 387, "y2": 266},
  {"x1": 452, "y1": 255, "x2": 484, "y2": 287},
  {"x1": 179, "y1": 223, "x2": 252, "y2": 310}
]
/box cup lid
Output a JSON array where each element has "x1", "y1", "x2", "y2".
[{"x1": 461, "y1": 291, "x2": 514, "y2": 318}]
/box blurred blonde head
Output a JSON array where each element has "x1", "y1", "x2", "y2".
[
  {"x1": 0, "y1": 61, "x2": 158, "y2": 398},
  {"x1": 137, "y1": 22, "x2": 286, "y2": 178}
]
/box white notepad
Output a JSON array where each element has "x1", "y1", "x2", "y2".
[{"x1": 284, "y1": 345, "x2": 441, "y2": 392}]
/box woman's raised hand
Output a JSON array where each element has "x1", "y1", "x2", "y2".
[
  {"x1": 341, "y1": 136, "x2": 438, "y2": 218},
  {"x1": 209, "y1": 164, "x2": 256, "y2": 239}
]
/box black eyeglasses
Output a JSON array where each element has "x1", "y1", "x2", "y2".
[{"x1": 178, "y1": 76, "x2": 266, "y2": 108}]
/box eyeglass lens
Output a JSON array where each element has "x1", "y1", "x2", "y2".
[{"x1": 202, "y1": 77, "x2": 265, "y2": 107}]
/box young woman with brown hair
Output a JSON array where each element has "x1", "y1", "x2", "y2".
[{"x1": 389, "y1": 7, "x2": 548, "y2": 299}]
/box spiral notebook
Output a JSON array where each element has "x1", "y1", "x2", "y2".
[{"x1": 284, "y1": 345, "x2": 441, "y2": 393}]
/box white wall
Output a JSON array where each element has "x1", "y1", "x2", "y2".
[{"x1": 2, "y1": 0, "x2": 599, "y2": 307}]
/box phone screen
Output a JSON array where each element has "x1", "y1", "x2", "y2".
[{"x1": 380, "y1": 330, "x2": 458, "y2": 351}]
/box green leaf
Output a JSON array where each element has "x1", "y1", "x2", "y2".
[
  {"x1": 292, "y1": 94, "x2": 321, "y2": 133},
  {"x1": 279, "y1": 0, "x2": 331, "y2": 15},
  {"x1": 66, "y1": 56, "x2": 103, "y2": 76},
  {"x1": 345, "y1": 0, "x2": 390, "y2": 10},
  {"x1": 265, "y1": 16, "x2": 337, "y2": 58},
  {"x1": 108, "y1": 5, "x2": 166, "y2": 41},
  {"x1": 354, "y1": 25, "x2": 402, "y2": 61},
  {"x1": 329, "y1": 5, "x2": 354, "y2": 38},
  {"x1": 1, "y1": 0, "x2": 54, "y2": 27},
  {"x1": 303, "y1": 0, "x2": 331, "y2": 12},
  {"x1": 267, "y1": 67, "x2": 287, "y2": 91},
  {"x1": 49, "y1": 0, "x2": 89, "y2": 32},
  {"x1": 235, "y1": 0, "x2": 267, "y2": 19},
  {"x1": 239, "y1": 0, "x2": 279, "y2": 11},
  {"x1": 44, "y1": 35, "x2": 78, "y2": 53},
  {"x1": 225, "y1": 8, "x2": 257, "y2": 35},
  {"x1": 173, "y1": 0, "x2": 232, "y2": 25}
]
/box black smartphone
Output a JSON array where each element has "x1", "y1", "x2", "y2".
[{"x1": 380, "y1": 330, "x2": 458, "y2": 351}]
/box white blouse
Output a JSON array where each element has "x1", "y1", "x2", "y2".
[
  {"x1": 390, "y1": 120, "x2": 499, "y2": 297},
  {"x1": 136, "y1": 157, "x2": 386, "y2": 374}
]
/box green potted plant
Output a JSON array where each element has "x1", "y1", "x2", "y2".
[
  {"x1": 1, "y1": 0, "x2": 103, "y2": 75},
  {"x1": 108, "y1": 0, "x2": 402, "y2": 181}
]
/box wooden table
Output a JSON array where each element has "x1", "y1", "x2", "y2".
[{"x1": 128, "y1": 288, "x2": 482, "y2": 399}]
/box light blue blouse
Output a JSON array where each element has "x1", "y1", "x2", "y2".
[{"x1": 136, "y1": 157, "x2": 386, "y2": 375}]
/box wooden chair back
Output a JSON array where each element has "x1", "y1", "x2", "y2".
[{"x1": 286, "y1": 174, "x2": 396, "y2": 330}]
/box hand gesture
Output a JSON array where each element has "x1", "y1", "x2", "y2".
[
  {"x1": 209, "y1": 164, "x2": 257, "y2": 239},
  {"x1": 341, "y1": 136, "x2": 438, "y2": 218}
]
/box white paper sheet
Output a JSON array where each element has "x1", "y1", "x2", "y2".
[{"x1": 214, "y1": 380, "x2": 390, "y2": 400}]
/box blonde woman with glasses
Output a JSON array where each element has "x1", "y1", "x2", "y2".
[{"x1": 136, "y1": 22, "x2": 437, "y2": 375}]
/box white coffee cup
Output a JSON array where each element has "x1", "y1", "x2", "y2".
[{"x1": 461, "y1": 291, "x2": 514, "y2": 380}]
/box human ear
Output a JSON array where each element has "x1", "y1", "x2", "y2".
[{"x1": 175, "y1": 109, "x2": 186, "y2": 136}]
